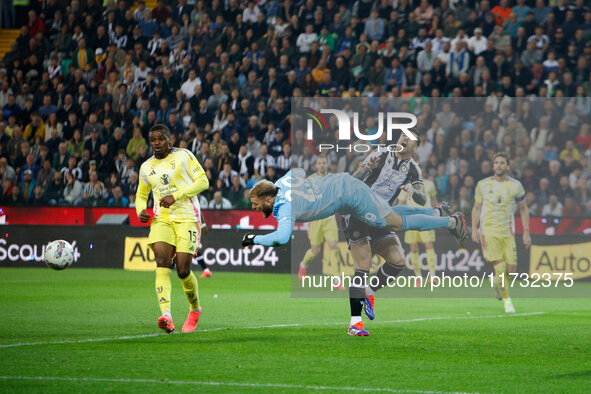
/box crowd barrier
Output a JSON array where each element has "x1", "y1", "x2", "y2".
[
  {"x1": 0, "y1": 207, "x2": 278, "y2": 228},
  {"x1": 2, "y1": 207, "x2": 591, "y2": 234},
  {"x1": 0, "y1": 225, "x2": 290, "y2": 272},
  {"x1": 292, "y1": 231, "x2": 591, "y2": 281},
  {"x1": 1, "y1": 225, "x2": 589, "y2": 282}
]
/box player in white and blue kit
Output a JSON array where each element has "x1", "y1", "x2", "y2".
[{"x1": 241, "y1": 169, "x2": 466, "y2": 247}]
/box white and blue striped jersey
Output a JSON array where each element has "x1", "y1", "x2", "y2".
[{"x1": 361, "y1": 150, "x2": 423, "y2": 205}]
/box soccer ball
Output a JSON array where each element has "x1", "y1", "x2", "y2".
[{"x1": 44, "y1": 240, "x2": 75, "y2": 270}]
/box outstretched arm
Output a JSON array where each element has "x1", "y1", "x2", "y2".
[
  {"x1": 353, "y1": 155, "x2": 380, "y2": 179},
  {"x1": 399, "y1": 182, "x2": 426, "y2": 206},
  {"x1": 253, "y1": 215, "x2": 293, "y2": 246},
  {"x1": 242, "y1": 203, "x2": 293, "y2": 247},
  {"x1": 353, "y1": 166, "x2": 369, "y2": 180}
]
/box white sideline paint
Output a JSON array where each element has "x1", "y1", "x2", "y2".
[
  {"x1": 0, "y1": 375, "x2": 474, "y2": 393},
  {"x1": 0, "y1": 312, "x2": 545, "y2": 349}
]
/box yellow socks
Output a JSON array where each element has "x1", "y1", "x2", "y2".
[
  {"x1": 426, "y1": 249, "x2": 437, "y2": 276},
  {"x1": 156, "y1": 267, "x2": 200, "y2": 314},
  {"x1": 155, "y1": 267, "x2": 172, "y2": 315},
  {"x1": 181, "y1": 271, "x2": 200, "y2": 311},
  {"x1": 327, "y1": 247, "x2": 340, "y2": 268},
  {"x1": 301, "y1": 249, "x2": 317, "y2": 269},
  {"x1": 494, "y1": 262, "x2": 510, "y2": 299},
  {"x1": 411, "y1": 251, "x2": 421, "y2": 276}
]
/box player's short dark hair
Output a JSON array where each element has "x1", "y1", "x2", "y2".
[
  {"x1": 149, "y1": 124, "x2": 171, "y2": 137},
  {"x1": 250, "y1": 180, "x2": 279, "y2": 199},
  {"x1": 409, "y1": 127, "x2": 421, "y2": 147},
  {"x1": 493, "y1": 152, "x2": 510, "y2": 164}
]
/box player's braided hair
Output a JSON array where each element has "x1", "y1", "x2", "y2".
[{"x1": 250, "y1": 179, "x2": 279, "y2": 199}]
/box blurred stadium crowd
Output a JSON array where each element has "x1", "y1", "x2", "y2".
[{"x1": 0, "y1": 0, "x2": 589, "y2": 218}]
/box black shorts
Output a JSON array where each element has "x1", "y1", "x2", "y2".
[{"x1": 342, "y1": 215, "x2": 399, "y2": 246}]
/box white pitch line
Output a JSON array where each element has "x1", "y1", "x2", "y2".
[
  {"x1": 0, "y1": 333, "x2": 163, "y2": 349},
  {"x1": 0, "y1": 312, "x2": 545, "y2": 349},
  {"x1": 0, "y1": 375, "x2": 475, "y2": 394},
  {"x1": 196, "y1": 312, "x2": 546, "y2": 333}
]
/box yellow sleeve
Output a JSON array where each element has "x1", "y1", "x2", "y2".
[
  {"x1": 135, "y1": 165, "x2": 151, "y2": 218},
  {"x1": 428, "y1": 182, "x2": 436, "y2": 197},
  {"x1": 172, "y1": 150, "x2": 209, "y2": 202},
  {"x1": 398, "y1": 189, "x2": 409, "y2": 203},
  {"x1": 474, "y1": 181, "x2": 483, "y2": 203}
]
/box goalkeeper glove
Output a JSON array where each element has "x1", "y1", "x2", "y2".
[{"x1": 242, "y1": 233, "x2": 256, "y2": 247}]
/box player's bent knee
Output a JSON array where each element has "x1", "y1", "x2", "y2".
[
  {"x1": 175, "y1": 254, "x2": 193, "y2": 278},
  {"x1": 350, "y1": 244, "x2": 373, "y2": 271},
  {"x1": 155, "y1": 256, "x2": 172, "y2": 268},
  {"x1": 386, "y1": 260, "x2": 405, "y2": 269},
  {"x1": 177, "y1": 268, "x2": 191, "y2": 279},
  {"x1": 374, "y1": 239, "x2": 405, "y2": 267},
  {"x1": 385, "y1": 213, "x2": 403, "y2": 231},
  {"x1": 310, "y1": 245, "x2": 322, "y2": 255},
  {"x1": 383, "y1": 253, "x2": 405, "y2": 268}
]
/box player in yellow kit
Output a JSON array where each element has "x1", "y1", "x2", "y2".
[
  {"x1": 399, "y1": 177, "x2": 440, "y2": 287},
  {"x1": 297, "y1": 156, "x2": 342, "y2": 289},
  {"x1": 472, "y1": 152, "x2": 531, "y2": 313},
  {"x1": 136, "y1": 124, "x2": 209, "y2": 333}
]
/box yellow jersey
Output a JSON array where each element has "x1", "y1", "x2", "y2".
[
  {"x1": 308, "y1": 172, "x2": 324, "y2": 179},
  {"x1": 398, "y1": 178, "x2": 436, "y2": 208},
  {"x1": 136, "y1": 148, "x2": 209, "y2": 222},
  {"x1": 475, "y1": 176, "x2": 525, "y2": 238}
]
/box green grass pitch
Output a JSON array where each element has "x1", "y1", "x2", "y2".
[{"x1": 1, "y1": 268, "x2": 590, "y2": 393}]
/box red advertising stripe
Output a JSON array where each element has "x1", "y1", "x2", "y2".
[
  {"x1": 0, "y1": 207, "x2": 587, "y2": 233},
  {"x1": 0, "y1": 207, "x2": 278, "y2": 229}
]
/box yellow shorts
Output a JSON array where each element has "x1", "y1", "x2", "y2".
[
  {"x1": 148, "y1": 219, "x2": 201, "y2": 255},
  {"x1": 404, "y1": 230, "x2": 435, "y2": 244},
  {"x1": 481, "y1": 235, "x2": 516, "y2": 266},
  {"x1": 308, "y1": 216, "x2": 339, "y2": 246}
]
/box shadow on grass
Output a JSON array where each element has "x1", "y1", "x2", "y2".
[{"x1": 552, "y1": 370, "x2": 591, "y2": 379}]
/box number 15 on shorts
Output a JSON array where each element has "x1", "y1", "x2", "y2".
[{"x1": 188, "y1": 230, "x2": 198, "y2": 243}]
